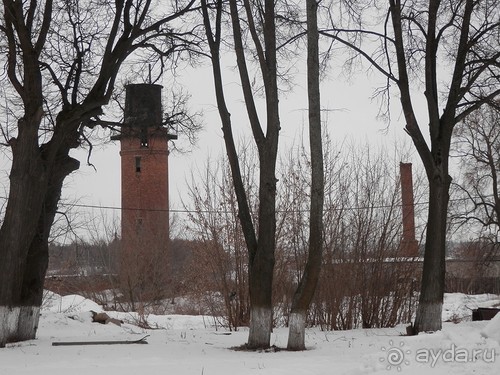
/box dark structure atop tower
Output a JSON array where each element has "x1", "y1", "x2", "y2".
[{"x1": 115, "y1": 83, "x2": 177, "y2": 145}]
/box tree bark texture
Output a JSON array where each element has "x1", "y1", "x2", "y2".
[
  {"x1": 0, "y1": 115, "x2": 80, "y2": 346},
  {"x1": 413, "y1": 172, "x2": 450, "y2": 333},
  {"x1": 18, "y1": 147, "x2": 80, "y2": 341},
  {"x1": 287, "y1": 0, "x2": 324, "y2": 351},
  {"x1": 287, "y1": 311, "x2": 307, "y2": 351},
  {"x1": 248, "y1": 306, "x2": 273, "y2": 348},
  {"x1": 0, "y1": 114, "x2": 47, "y2": 347}
]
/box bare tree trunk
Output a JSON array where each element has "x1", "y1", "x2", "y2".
[
  {"x1": 287, "y1": 0, "x2": 324, "y2": 351},
  {"x1": 0, "y1": 118, "x2": 80, "y2": 347},
  {"x1": 17, "y1": 148, "x2": 79, "y2": 341},
  {"x1": 248, "y1": 230, "x2": 275, "y2": 347},
  {"x1": 0, "y1": 182, "x2": 46, "y2": 346},
  {"x1": 413, "y1": 173, "x2": 449, "y2": 333},
  {"x1": 0, "y1": 115, "x2": 47, "y2": 347},
  {"x1": 248, "y1": 306, "x2": 273, "y2": 347},
  {"x1": 247, "y1": 147, "x2": 278, "y2": 348}
]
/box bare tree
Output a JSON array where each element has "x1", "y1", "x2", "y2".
[
  {"x1": 0, "y1": 0, "x2": 197, "y2": 347},
  {"x1": 184, "y1": 155, "x2": 256, "y2": 330},
  {"x1": 452, "y1": 102, "x2": 500, "y2": 241},
  {"x1": 286, "y1": 0, "x2": 324, "y2": 351},
  {"x1": 200, "y1": 0, "x2": 327, "y2": 349},
  {"x1": 200, "y1": 0, "x2": 283, "y2": 349},
  {"x1": 322, "y1": 0, "x2": 500, "y2": 333}
]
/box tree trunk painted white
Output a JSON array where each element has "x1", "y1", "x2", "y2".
[
  {"x1": 286, "y1": 0, "x2": 323, "y2": 353},
  {"x1": 0, "y1": 306, "x2": 20, "y2": 347},
  {"x1": 16, "y1": 306, "x2": 40, "y2": 342},
  {"x1": 0, "y1": 306, "x2": 40, "y2": 347},
  {"x1": 414, "y1": 301, "x2": 442, "y2": 333},
  {"x1": 287, "y1": 311, "x2": 306, "y2": 351},
  {"x1": 248, "y1": 306, "x2": 272, "y2": 349}
]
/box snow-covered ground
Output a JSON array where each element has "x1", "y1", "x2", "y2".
[{"x1": 1, "y1": 292, "x2": 500, "y2": 375}]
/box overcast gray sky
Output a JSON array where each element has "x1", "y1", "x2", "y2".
[{"x1": 1, "y1": 54, "x2": 421, "y2": 242}]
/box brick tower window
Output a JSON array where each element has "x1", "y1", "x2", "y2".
[
  {"x1": 135, "y1": 156, "x2": 141, "y2": 173},
  {"x1": 136, "y1": 217, "x2": 143, "y2": 234}
]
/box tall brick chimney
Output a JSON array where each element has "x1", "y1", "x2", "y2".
[
  {"x1": 112, "y1": 84, "x2": 177, "y2": 297},
  {"x1": 400, "y1": 162, "x2": 419, "y2": 257}
]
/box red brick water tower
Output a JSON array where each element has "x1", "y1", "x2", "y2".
[{"x1": 112, "y1": 83, "x2": 177, "y2": 298}]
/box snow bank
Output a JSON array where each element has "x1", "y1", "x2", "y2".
[
  {"x1": 107, "y1": 311, "x2": 214, "y2": 330},
  {"x1": 42, "y1": 291, "x2": 103, "y2": 314},
  {"x1": 41, "y1": 291, "x2": 210, "y2": 330},
  {"x1": 442, "y1": 293, "x2": 500, "y2": 321},
  {"x1": 481, "y1": 311, "x2": 500, "y2": 344},
  {"x1": 1, "y1": 292, "x2": 497, "y2": 375}
]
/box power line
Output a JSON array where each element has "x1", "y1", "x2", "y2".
[{"x1": 0, "y1": 194, "x2": 489, "y2": 215}]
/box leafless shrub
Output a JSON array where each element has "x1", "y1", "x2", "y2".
[
  {"x1": 184, "y1": 137, "x2": 422, "y2": 330},
  {"x1": 183, "y1": 152, "x2": 256, "y2": 330},
  {"x1": 282, "y1": 139, "x2": 421, "y2": 330}
]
